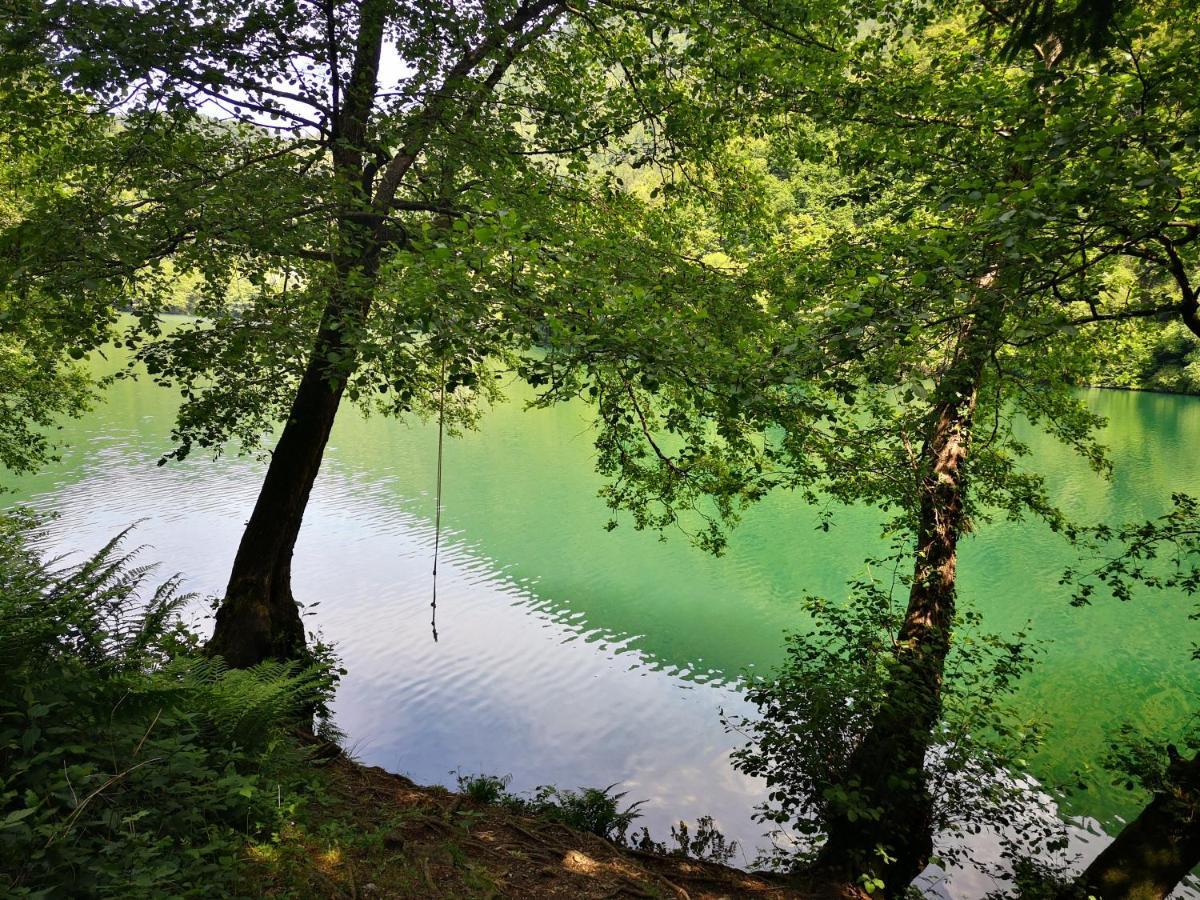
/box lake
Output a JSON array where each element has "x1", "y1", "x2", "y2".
[{"x1": 3, "y1": 348, "x2": 1198, "y2": 896}]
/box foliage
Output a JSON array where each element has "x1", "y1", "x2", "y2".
[
  {"x1": 1, "y1": 0, "x2": 1198, "y2": 890},
  {"x1": 1065, "y1": 492, "x2": 1200, "y2": 620},
  {"x1": 1086, "y1": 317, "x2": 1200, "y2": 394},
  {"x1": 0, "y1": 328, "x2": 93, "y2": 474},
  {"x1": 530, "y1": 3, "x2": 1199, "y2": 884},
  {"x1": 454, "y1": 772, "x2": 645, "y2": 845},
  {"x1": 0, "y1": 0, "x2": 756, "y2": 466},
  {"x1": 543, "y1": 0, "x2": 1200, "y2": 551},
  {"x1": 985, "y1": 857, "x2": 1094, "y2": 900},
  {"x1": 0, "y1": 511, "x2": 336, "y2": 897},
  {"x1": 456, "y1": 769, "x2": 742, "y2": 862},
  {"x1": 1074, "y1": 259, "x2": 1200, "y2": 394},
  {"x1": 630, "y1": 815, "x2": 740, "y2": 866},
  {"x1": 724, "y1": 567, "x2": 1060, "y2": 875},
  {"x1": 1102, "y1": 722, "x2": 1200, "y2": 798},
  {"x1": 526, "y1": 784, "x2": 646, "y2": 845},
  {"x1": 0, "y1": 74, "x2": 111, "y2": 474},
  {"x1": 1060, "y1": 491, "x2": 1200, "y2": 813},
  {"x1": 454, "y1": 771, "x2": 515, "y2": 807}
]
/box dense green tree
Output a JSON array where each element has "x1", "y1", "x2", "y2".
[
  {"x1": 535, "y1": 0, "x2": 1200, "y2": 892},
  {"x1": 5, "y1": 1, "x2": 1198, "y2": 895},
  {"x1": 0, "y1": 0, "x2": 768, "y2": 666},
  {"x1": 0, "y1": 75, "x2": 112, "y2": 473}
]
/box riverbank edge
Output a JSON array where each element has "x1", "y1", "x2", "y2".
[{"x1": 244, "y1": 735, "x2": 854, "y2": 899}]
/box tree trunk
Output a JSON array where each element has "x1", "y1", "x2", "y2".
[
  {"x1": 206, "y1": 0, "x2": 391, "y2": 669},
  {"x1": 207, "y1": 293, "x2": 363, "y2": 668},
  {"x1": 813, "y1": 303, "x2": 999, "y2": 896},
  {"x1": 1079, "y1": 749, "x2": 1200, "y2": 900},
  {"x1": 199, "y1": 0, "x2": 544, "y2": 664}
]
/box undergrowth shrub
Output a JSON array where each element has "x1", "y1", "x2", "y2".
[
  {"x1": 455, "y1": 772, "x2": 644, "y2": 842},
  {"x1": 0, "y1": 510, "x2": 338, "y2": 898},
  {"x1": 454, "y1": 771, "x2": 513, "y2": 806},
  {"x1": 455, "y1": 771, "x2": 738, "y2": 861},
  {"x1": 630, "y1": 815, "x2": 740, "y2": 865},
  {"x1": 528, "y1": 784, "x2": 645, "y2": 844},
  {"x1": 724, "y1": 571, "x2": 1063, "y2": 876}
]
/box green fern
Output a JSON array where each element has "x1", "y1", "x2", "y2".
[
  {"x1": 0, "y1": 512, "x2": 189, "y2": 672},
  {"x1": 0, "y1": 510, "x2": 338, "y2": 898}
]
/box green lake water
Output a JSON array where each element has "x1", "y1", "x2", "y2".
[{"x1": 3, "y1": 346, "x2": 1198, "y2": 893}]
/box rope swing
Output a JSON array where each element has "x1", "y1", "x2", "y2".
[{"x1": 430, "y1": 355, "x2": 447, "y2": 643}]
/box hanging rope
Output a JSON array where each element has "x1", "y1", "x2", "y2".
[{"x1": 430, "y1": 355, "x2": 447, "y2": 643}]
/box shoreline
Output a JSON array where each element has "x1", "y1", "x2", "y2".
[{"x1": 247, "y1": 739, "x2": 851, "y2": 899}]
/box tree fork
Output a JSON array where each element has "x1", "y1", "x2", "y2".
[
  {"x1": 207, "y1": 0, "x2": 389, "y2": 668},
  {"x1": 204, "y1": 0, "x2": 561, "y2": 668}
]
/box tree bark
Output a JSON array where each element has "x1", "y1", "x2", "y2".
[
  {"x1": 207, "y1": 280, "x2": 369, "y2": 667},
  {"x1": 1078, "y1": 749, "x2": 1200, "y2": 900},
  {"x1": 813, "y1": 301, "x2": 1001, "y2": 896}
]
